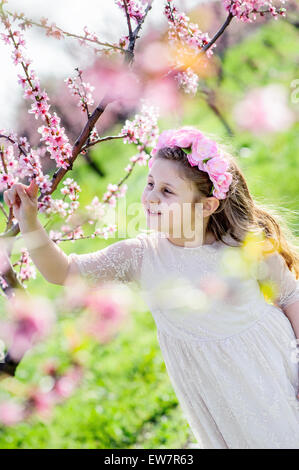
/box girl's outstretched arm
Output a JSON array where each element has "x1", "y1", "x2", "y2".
[{"x1": 21, "y1": 218, "x2": 70, "y2": 285}]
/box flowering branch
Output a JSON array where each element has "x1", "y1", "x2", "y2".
[
  {"x1": 1, "y1": 98, "x2": 108, "y2": 240},
  {"x1": 2, "y1": 8, "x2": 125, "y2": 53},
  {"x1": 123, "y1": 0, "x2": 133, "y2": 40},
  {"x1": 123, "y1": 2, "x2": 153, "y2": 64},
  {"x1": 201, "y1": 12, "x2": 234, "y2": 53},
  {"x1": 80, "y1": 134, "x2": 129, "y2": 152}
]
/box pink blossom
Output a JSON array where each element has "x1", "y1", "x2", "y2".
[
  {"x1": 83, "y1": 291, "x2": 128, "y2": 343},
  {"x1": 121, "y1": 102, "x2": 159, "y2": 149},
  {"x1": 28, "y1": 389, "x2": 55, "y2": 418},
  {"x1": 164, "y1": 2, "x2": 215, "y2": 95},
  {"x1": 189, "y1": 135, "x2": 219, "y2": 169},
  {"x1": 1, "y1": 19, "x2": 73, "y2": 169},
  {"x1": 222, "y1": 0, "x2": 286, "y2": 23},
  {"x1": 0, "y1": 401, "x2": 25, "y2": 426},
  {"x1": 53, "y1": 376, "x2": 76, "y2": 399},
  {"x1": 205, "y1": 156, "x2": 229, "y2": 178},
  {"x1": 115, "y1": 0, "x2": 148, "y2": 23},
  {"x1": 169, "y1": 126, "x2": 200, "y2": 149},
  {"x1": 176, "y1": 68, "x2": 199, "y2": 95},
  {"x1": 210, "y1": 172, "x2": 233, "y2": 199},
  {"x1": 0, "y1": 33, "x2": 11, "y2": 44},
  {"x1": 151, "y1": 129, "x2": 175, "y2": 156},
  {"x1": 3, "y1": 293, "x2": 56, "y2": 361},
  {"x1": 12, "y1": 49, "x2": 22, "y2": 65},
  {"x1": 233, "y1": 84, "x2": 295, "y2": 135}
]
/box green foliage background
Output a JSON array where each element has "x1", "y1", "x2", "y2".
[{"x1": 0, "y1": 19, "x2": 298, "y2": 448}]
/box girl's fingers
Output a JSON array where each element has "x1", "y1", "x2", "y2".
[
  {"x1": 4, "y1": 184, "x2": 32, "y2": 207},
  {"x1": 3, "y1": 192, "x2": 11, "y2": 207},
  {"x1": 15, "y1": 185, "x2": 30, "y2": 205}
]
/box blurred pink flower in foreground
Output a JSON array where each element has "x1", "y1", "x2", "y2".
[
  {"x1": 233, "y1": 84, "x2": 296, "y2": 135},
  {"x1": 53, "y1": 365, "x2": 84, "y2": 400},
  {"x1": 0, "y1": 400, "x2": 25, "y2": 426},
  {"x1": 1, "y1": 292, "x2": 56, "y2": 361},
  {"x1": 82, "y1": 284, "x2": 130, "y2": 343},
  {"x1": 27, "y1": 388, "x2": 56, "y2": 419}
]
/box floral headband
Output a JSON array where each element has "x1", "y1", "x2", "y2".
[{"x1": 149, "y1": 126, "x2": 232, "y2": 200}]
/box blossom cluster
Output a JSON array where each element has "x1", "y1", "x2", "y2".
[
  {"x1": 0, "y1": 15, "x2": 73, "y2": 170},
  {"x1": 0, "y1": 132, "x2": 52, "y2": 197},
  {"x1": 164, "y1": 1, "x2": 215, "y2": 95},
  {"x1": 222, "y1": 0, "x2": 287, "y2": 22},
  {"x1": 150, "y1": 126, "x2": 233, "y2": 199},
  {"x1": 121, "y1": 103, "x2": 159, "y2": 175},
  {"x1": 175, "y1": 67, "x2": 199, "y2": 95},
  {"x1": 115, "y1": 0, "x2": 148, "y2": 23},
  {"x1": 121, "y1": 102, "x2": 159, "y2": 148},
  {"x1": 64, "y1": 73, "x2": 95, "y2": 113},
  {"x1": 0, "y1": 293, "x2": 56, "y2": 362},
  {"x1": 102, "y1": 184, "x2": 128, "y2": 208},
  {"x1": 164, "y1": 1, "x2": 213, "y2": 54}
]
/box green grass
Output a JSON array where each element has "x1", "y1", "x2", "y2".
[{"x1": 0, "y1": 18, "x2": 298, "y2": 448}]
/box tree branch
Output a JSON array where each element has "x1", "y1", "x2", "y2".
[
  {"x1": 81, "y1": 134, "x2": 128, "y2": 152},
  {"x1": 125, "y1": 2, "x2": 153, "y2": 64},
  {"x1": 3, "y1": 9, "x2": 125, "y2": 53},
  {"x1": 123, "y1": 0, "x2": 133, "y2": 40},
  {"x1": 202, "y1": 12, "x2": 234, "y2": 53},
  {"x1": 0, "y1": 97, "x2": 109, "y2": 240}
]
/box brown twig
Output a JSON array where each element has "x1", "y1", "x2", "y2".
[
  {"x1": 0, "y1": 134, "x2": 28, "y2": 158},
  {"x1": 201, "y1": 12, "x2": 234, "y2": 54},
  {"x1": 81, "y1": 134, "x2": 128, "y2": 152},
  {"x1": 123, "y1": 0, "x2": 133, "y2": 40},
  {"x1": 125, "y1": 2, "x2": 153, "y2": 64}
]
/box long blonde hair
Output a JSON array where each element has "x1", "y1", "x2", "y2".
[{"x1": 155, "y1": 144, "x2": 299, "y2": 279}]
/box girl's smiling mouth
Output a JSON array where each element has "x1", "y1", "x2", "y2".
[{"x1": 147, "y1": 208, "x2": 162, "y2": 216}]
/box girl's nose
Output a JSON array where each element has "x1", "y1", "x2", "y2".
[
  {"x1": 149, "y1": 195, "x2": 160, "y2": 204},
  {"x1": 148, "y1": 190, "x2": 160, "y2": 204}
]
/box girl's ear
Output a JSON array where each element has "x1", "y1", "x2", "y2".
[{"x1": 202, "y1": 197, "x2": 220, "y2": 216}]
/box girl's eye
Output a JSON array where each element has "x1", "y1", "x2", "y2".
[{"x1": 147, "y1": 182, "x2": 172, "y2": 194}]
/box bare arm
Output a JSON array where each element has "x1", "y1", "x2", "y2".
[
  {"x1": 20, "y1": 218, "x2": 70, "y2": 285},
  {"x1": 4, "y1": 181, "x2": 144, "y2": 287}
]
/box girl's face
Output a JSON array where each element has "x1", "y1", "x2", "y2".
[{"x1": 141, "y1": 158, "x2": 202, "y2": 240}]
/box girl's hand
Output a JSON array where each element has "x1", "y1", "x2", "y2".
[{"x1": 3, "y1": 179, "x2": 39, "y2": 229}]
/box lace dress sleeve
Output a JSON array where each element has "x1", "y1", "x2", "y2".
[
  {"x1": 257, "y1": 251, "x2": 299, "y2": 309},
  {"x1": 67, "y1": 235, "x2": 145, "y2": 285}
]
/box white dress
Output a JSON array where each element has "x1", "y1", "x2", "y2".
[{"x1": 68, "y1": 230, "x2": 299, "y2": 449}]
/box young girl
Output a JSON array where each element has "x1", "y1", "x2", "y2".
[{"x1": 4, "y1": 126, "x2": 299, "y2": 449}]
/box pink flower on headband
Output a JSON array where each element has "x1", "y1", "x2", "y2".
[
  {"x1": 150, "y1": 127, "x2": 232, "y2": 199},
  {"x1": 210, "y1": 172, "x2": 233, "y2": 200},
  {"x1": 169, "y1": 126, "x2": 200, "y2": 148},
  {"x1": 189, "y1": 134, "x2": 219, "y2": 170},
  {"x1": 150, "y1": 130, "x2": 174, "y2": 157},
  {"x1": 205, "y1": 156, "x2": 229, "y2": 177}
]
